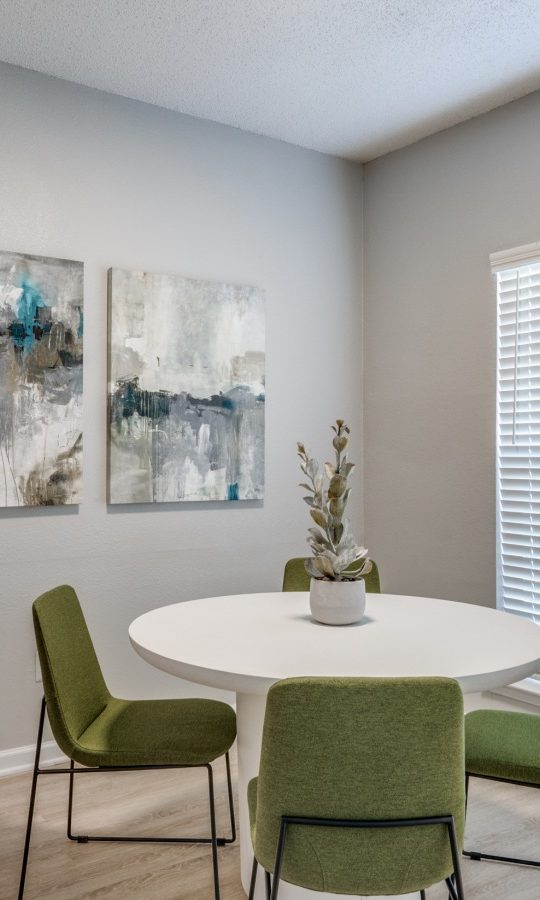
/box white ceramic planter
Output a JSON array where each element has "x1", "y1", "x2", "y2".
[{"x1": 309, "y1": 577, "x2": 366, "y2": 625}]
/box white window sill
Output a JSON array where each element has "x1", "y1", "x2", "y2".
[{"x1": 491, "y1": 676, "x2": 540, "y2": 708}]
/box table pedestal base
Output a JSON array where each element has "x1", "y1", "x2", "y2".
[{"x1": 236, "y1": 691, "x2": 420, "y2": 900}]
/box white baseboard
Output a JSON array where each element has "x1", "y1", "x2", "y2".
[{"x1": 0, "y1": 740, "x2": 67, "y2": 778}]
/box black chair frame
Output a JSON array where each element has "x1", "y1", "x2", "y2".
[
  {"x1": 248, "y1": 812, "x2": 465, "y2": 900},
  {"x1": 19, "y1": 697, "x2": 236, "y2": 900},
  {"x1": 463, "y1": 771, "x2": 540, "y2": 868}
]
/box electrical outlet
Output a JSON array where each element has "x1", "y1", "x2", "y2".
[{"x1": 35, "y1": 651, "x2": 42, "y2": 683}]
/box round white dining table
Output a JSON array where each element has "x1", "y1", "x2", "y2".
[{"x1": 129, "y1": 592, "x2": 540, "y2": 900}]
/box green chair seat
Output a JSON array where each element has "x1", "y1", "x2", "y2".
[
  {"x1": 465, "y1": 709, "x2": 540, "y2": 785},
  {"x1": 76, "y1": 697, "x2": 237, "y2": 768},
  {"x1": 282, "y1": 557, "x2": 381, "y2": 593}
]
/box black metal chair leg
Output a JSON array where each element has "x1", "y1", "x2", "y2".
[
  {"x1": 18, "y1": 697, "x2": 46, "y2": 900},
  {"x1": 224, "y1": 751, "x2": 236, "y2": 843},
  {"x1": 447, "y1": 819, "x2": 466, "y2": 900},
  {"x1": 67, "y1": 758, "x2": 75, "y2": 840},
  {"x1": 65, "y1": 757, "x2": 233, "y2": 845},
  {"x1": 420, "y1": 891, "x2": 426, "y2": 899},
  {"x1": 269, "y1": 818, "x2": 287, "y2": 900},
  {"x1": 463, "y1": 774, "x2": 540, "y2": 868},
  {"x1": 247, "y1": 857, "x2": 270, "y2": 900},
  {"x1": 207, "y1": 764, "x2": 220, "y2": 900},
  {"x1": 248, "y1": 857, "x2": 258, "y2": 900},
  {"x1": 20, "y1": 700, "x2": 231, "y2": 898},
  {"x1": 463, "y1": 847, "x2": 540, "y2": 866},
  {"x1": 446, "y1": 875, "x2": 458, "y2": 900}
]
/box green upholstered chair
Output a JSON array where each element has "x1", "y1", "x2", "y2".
[
  {"x1": 464, "y1": 708, "x2": 540, "y2": 867},
  {"x1": 282, "y1": 556, "x2": 381, "y2": 593},
  {"x1": 247, "y1": 676, "x2": 466, "y2": 900},
  {"x1": 19, "y1": 585, "x2": 237, "y2": 900}
]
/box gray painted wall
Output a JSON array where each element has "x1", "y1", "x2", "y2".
[
  {"x1": 0, "y1": 64, "x2": 364, "y2": 751},
  {"x1": 364, "y1": 90, "x2": 540, "y2": 607}
]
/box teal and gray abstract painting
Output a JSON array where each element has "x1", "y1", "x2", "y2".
[
  {"x1": 108, "y1": 268, "x2": 265, "y2": 503},
  {"x1": 0, "y1": 251, "x2": 83, "y2": 506}
]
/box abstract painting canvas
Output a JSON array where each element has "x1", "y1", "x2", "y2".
[
  {"x1": 108, "y1": 268, "x2": 265, "y2": 503},
  {"x1": 0, "y1": 251, "x2": 83, "y2": 507}
]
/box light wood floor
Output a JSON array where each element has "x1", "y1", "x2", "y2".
[{"x1": 1, "y1": 753, "x2": 539, "y2": 899}]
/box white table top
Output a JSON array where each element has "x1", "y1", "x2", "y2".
[{"x1": 129, "y1": 591, "x2": 540, "y2": 695}]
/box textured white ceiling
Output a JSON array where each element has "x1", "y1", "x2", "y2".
[{"x1": 1, "y1": 0, "x2": 540, "y2": 160}]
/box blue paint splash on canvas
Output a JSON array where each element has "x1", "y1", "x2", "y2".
[{"x1": 11, "y1": 280, "x2": 48, "y2": 353}]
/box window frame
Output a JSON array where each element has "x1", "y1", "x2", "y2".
[{"x1": 492, "y1": 243, "x2": 540, "y2": 624}]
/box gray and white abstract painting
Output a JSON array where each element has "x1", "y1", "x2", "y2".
[
  {"x1": 0, "y1": 251, "x2": 83, "y2": 507},
  {"x1": 108, "y1": 268, "x2": 265, "y2": 503}
]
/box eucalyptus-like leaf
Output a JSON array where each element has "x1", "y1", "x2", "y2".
[
  {"x1": 345, "y1": 558, "x2": 373, "y2": 579},
  {"x1": 308, "y1": 545, "x2": 330, "y2": 559},
  {"x1": 336, "y1": 539, "x2": 354, "y2": 556},
  {"x1": 340, "y1": 540, "x2": 354, "y2": 554},
  {"x1": 329, "y1": 497, "x2": 344, "y2": 517},
  {"x1": 303, "y1": 496, "x2": 316, "y2": 507},
  {"x1": 308, "y1": 537, "x2": 327, "y2": 548},
  {"x1": 297, "y1": 442, "x2": 306, "y2": 454},
  {"x1": 335, "y1": 532, "x2": 352, "y2": 553},
  {"x1": 307, "y1": 526, "x2": 331, "y2": 547},
  {"x1": 307, "y1": 458, "x2": 319, "y2": 479},
  {"x1": 307, "y1": 531, "x2": 328, "y2": 548},
  {"x1": 314, "y1": 474, "x2": 324, "y2": 494},
  {"x1": 328, "y1": 474, "x2": 347, "y2": 498},
  {"x1": 333, "y1": 435, "x2": 348, "y2": 453},
  {"x1": 342, "y1": 462, "x2": 355, "y2": 478},
  {"x1": 310, "y1": 508, "x2": 327, "y2": 528},
  {"x1": 314, "y1": 555, "x2": 335, "y2": 578},
  {"x1": 321, "y1": 548, "x2": 340, "y2": 565},
  {"x1": 324, "y1": 462, "x2": 336, "y2": 479},
  {"x1": 335, "y1": 547, "x2": 360, "y2": 570},
  {"x1": 304, "y1": 557, "x2": 322, "y2": 579},
  {"x1": 340, "y1": 569, "x2": 363, "y2": 581}
]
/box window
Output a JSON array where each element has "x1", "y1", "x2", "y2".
[{"x1": 493, "y1": 243, "x2": 540, "y2": 623}]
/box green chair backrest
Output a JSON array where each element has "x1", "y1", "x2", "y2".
[
  {"x1": 33, "y1": 585, "x2": 111, "y2": 758},
  {"x1": 282, "y1": 556, "x2": 381, "y2": 593},
  {"x1": 254, "y1": 676, "x2": 465, "y2": 896}
]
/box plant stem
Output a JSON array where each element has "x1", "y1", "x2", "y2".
[{"x1": 332, "y1": 424, "x2": 343, "y2": 549}]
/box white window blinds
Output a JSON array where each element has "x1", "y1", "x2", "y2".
[{"x1": 494, "y1": 244, "x2": 540, "y2": 622}]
